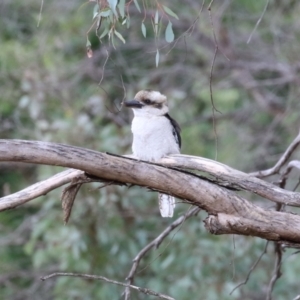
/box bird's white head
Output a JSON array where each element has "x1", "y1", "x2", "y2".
[{"x1": 124, "y1": 90, "x2": 169, "y2": 117}]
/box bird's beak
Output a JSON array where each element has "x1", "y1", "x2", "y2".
[{"x1": 124, "y1": 99, "x2": 144, "y2": 109}]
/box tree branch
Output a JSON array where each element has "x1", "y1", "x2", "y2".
[
  {"x1": 40, "y1": 272, "x2": 174, "y2": 300},
  {"x1": 230, "y1": 241, "x2": 269, "y2": 295},
  {"x1": 249, "y1": 129, "x2": 300, "y2": 178},
  {"x1": 124, "y1": 207, "x2": 201, "y2": 300},
  {"x1": 266, "y1": 243, "x2": 282, "y2": 300},
  {"x1": 160, "y1": 154, "x2": 300, "y2": 207},
  {"x1": 0, "y1": 168, "x2": 83, "y2": 211},
  {"x1": 1, "y1": 139, "x2": 300, "y2": 243}
]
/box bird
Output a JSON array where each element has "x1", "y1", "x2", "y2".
[{"x1": 124, "y1": 90, "x2": 181, "y2": 217}]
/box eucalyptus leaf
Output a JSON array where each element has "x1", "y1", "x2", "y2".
[
  {"x1": 133, "y1": 0, "x2": 141, "y2": 13},
  {"x1": 155, "y1": 49, "x2": 159, "y2": 67},
  {"x1": 86, "y1": 37, "x2": 91, "y2": 47},
  {"x1": 141, "y1": 22, "x2": 146, "y2": 37},
  {"x1": 93, "y1": 4, "x2": 99, "y2": 19},
  {"x1": 99, "y1": 8, "x2": 111, "y2": 17},
  {"x1": 154, "y1": 10, "x2": 159, "y2": 35},
  {"x1": 165, "y1": 21, "x2": 174, "y2": 43},
  {"x1": 118, "y1": 0, "x2": 125, "y2": 18},
  {"x1": 99, "y1": 27, "x2": 109, "y2": 39},
  {"x1": 111, "y1": 30, "x2": 116, "y2": 49},
  {"x1": 162, "y1": 5, "x2": 179, "y2": 20},
  {"x1": 107, "y1": 0, "x2": 118, "y2": 16},
  {"x1": 114, "y1": 30, "x2": 126, "y2": 43},
  {"x1": 126, "y1": 15, "x2": 130, "y2": 28},
  {"x1": 155, "y1": 10, "x2": 159, "y2": 24}
]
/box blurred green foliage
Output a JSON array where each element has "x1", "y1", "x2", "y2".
[{"x1": 1, "y1": 0, "x2": 300, "y2": 299}]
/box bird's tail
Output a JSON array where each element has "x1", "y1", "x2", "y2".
[{"x1": 158, "y1": 193, "x2": 175, "y2": 217}]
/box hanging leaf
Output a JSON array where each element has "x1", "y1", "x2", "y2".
[
  {"x1": 99, "y1": 26, "x2": 109, "y2": 39},
  {"x1": 99, "y1": 8, "x2": 111, "y2": 17},
  {"x1": 110, "y1": 30, "x2": 116, "y2": 49},
  {"x1": 86, "y1": 36, "x2": 91, "y2": 47},
  {"x1": 141, "y1": 22, "x2": 146, "y2": 37},
  {"x1": 154, "y1": 10, "x2": 159, "y2": 35},
  {"x1": 162, "y1": 5, "x2": 179, "y2": 20},
  {"x1": 155, "y1": 49, "x2": 160, "y2": 67},
  {"x1": 165, "y1": 21, "x2": 174, "y2": 43},
  {"x1": 93, "y1": 4, "x2": 99, "y2": 19},
  {"x1": 155, "y1": 10, "x2": 159, "y2": 24},
  {"x1": 133, "y1": 0, "x2": 141, "y2": 13},
  {"x1": 126, "y1": 15, "x2": 131, "y2": 29},
  {"x1": 114, "y1": 30, "x2": 126, "y2": 43},
  {"x1": 118, "y1": 0, "x2": 125, "y2": 18},
  {"x1": 96, "y1": 15, "x2": 102, "y2": 34},
  {"x1": 107, "y1": 0, "x2": 118, "y2": 16}
]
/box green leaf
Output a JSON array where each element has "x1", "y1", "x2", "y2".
[
  {"x1": 162, "y1": 5, "x2": 179, "y2": 20},
  {"x1": 99, "y1": 27, "x2": 109, "y2": 39},
  {"x1": 133, "y1": 0, "x2": 141, "y2": 13},
  {"x1": 108, "y1": 0, "x2": 118, "y2": 16},
  {"x1": 86, "y1": 37, "x2": 91, "y2": 47},
  {"x1": 154, "y1": 10, "x2": 159, "y2": 35},
  {"x1": 96, "y1": 15, "x2": 102, "y2": 33},
  {"x1": 165, "y1": 21, "x2": 174, "y2": 43},
  {"x1": 109, "y1": 28, "x2": 116, "y2": 49},
  {"x1": 126, "y1": 15, "x2": 130, "y2": 28},
  {"x1": 155, "y1": 49, "x2": 159, "y2": 67},
  {"x1": 118, "y1": 0, "x2": 125, "y2": 18},
  {"x1": 109, "y1": 9, "x2": 114, "y2": 22},
  {"x1": 141, "y1": 22, "x2": 146, "y2": 37},
  {"x1": 155, "y1": 10, "x2": 159, "y2": 24},
  {"x1": 93, "y1": 4, "x2": 99, "y2": 19},
  {"x1": 99, "y1": 8, "x2": 111, "y2": 17},
  {"x1": 114, "y1": 30, "x2": 126, "y2": 43}
]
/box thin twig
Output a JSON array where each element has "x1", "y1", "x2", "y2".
[
  {"x1": 230, "y1": 241, "x2": 269, "y2": 295},
  {"x1": 40, "y1": 272, "x2": 174, "y2": 300},
  {"x1": 207, "y1": 0, "x2": 222, "y2": 160},
  {"x1": 207, "y1": 0, "x2": 221, "y2": 115},
  {"x1": 98, "y1": 48, "x2": 110, "y2": 86},
  {"x1": 164, "y1": 0, "x2": 205, "y2": 57},
  {"x1": 266, "y1": 242, "x2": 282, "y2": 300},
  {"x1": 37, "y1": 0, "x2": 44, "y2": 27},
  {"x1": 123, "y1": 207, "x2": 201, "y2": 300},
  {"x1": 249, "y1": 129, "x2": 300, "y2": 178},
  {"x1": 231, "y1": 235, "x2": 236, "y2": 280},
  {"x1": 247, "y1": 0, "x2": 270, "y2": 44},
  {"x1": 278, "y1": 160, "x2": 300, "y2": 189}
]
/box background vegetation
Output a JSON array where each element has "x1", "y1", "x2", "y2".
[{"x1": 1, "y1": 0, "x2": 300, "y2": 299}]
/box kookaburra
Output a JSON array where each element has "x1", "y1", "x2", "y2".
[{"x1": 124, "y1": 90, "x2": 181, "y2": 217}]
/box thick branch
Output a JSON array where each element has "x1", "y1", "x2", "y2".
[
  {"x1": 3, "y1": 153, "x2": 300, "y2": 211},
  {"x1": 205, "y1": 214, "x2": 285, "y2": 240},
  {"x1": 160, "y1": 154, "x2": 300, "y2": 206},
  {"x1": 1, "y1": 139, "x2": 300, "y2": 243}
]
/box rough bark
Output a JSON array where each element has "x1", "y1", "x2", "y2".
[{"x1": 1, "y1": 139, "x2": 300, "y2": 243}]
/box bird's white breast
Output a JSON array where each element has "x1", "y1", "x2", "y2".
[{"x1": 131, "y1": 115, "x2": 180, "y2": 161}]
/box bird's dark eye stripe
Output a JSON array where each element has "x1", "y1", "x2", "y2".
[{"x1": 143, "y1": 99, "x2": 152, "y2": 104}]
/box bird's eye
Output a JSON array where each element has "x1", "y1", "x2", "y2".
[{"x1": 144, "y1": 99, "x2": 152, "y2": 104}]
